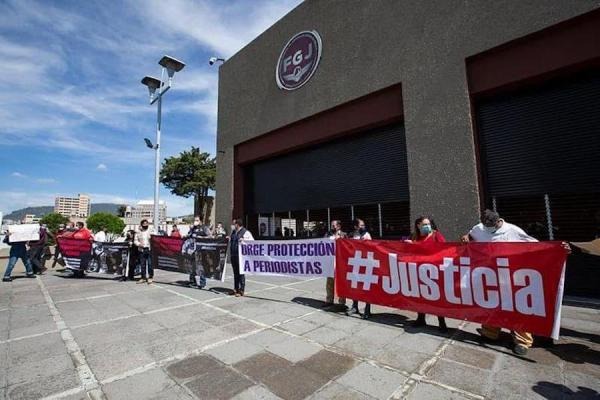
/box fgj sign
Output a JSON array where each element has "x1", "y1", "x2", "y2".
[{"x1": 276, "y1": 30, "x2": 322, "y2": 90}]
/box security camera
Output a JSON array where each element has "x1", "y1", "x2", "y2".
[{"x1": 209, "y1": 57, "x2": 225, "y2": 66}]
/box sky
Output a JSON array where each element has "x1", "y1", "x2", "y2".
[{"x1": 0, "y1": 0, "x2": 302, "y2": 217}]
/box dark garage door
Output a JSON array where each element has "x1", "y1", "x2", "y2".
[
  {"x1": 476, "y1": 69, "x2": 600, "y2": 297},
  {"x1": 243, "y1": 124, "x2": 410, "y2": 238}
]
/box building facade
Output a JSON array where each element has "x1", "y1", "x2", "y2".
[
  {"x1": 54, "y1": 194, "x2": 91, "y2": 218},
  {"x1": 123, "y1": 200, "x2": 167, "y2": 224},
  {"x1": 216, "y1": 2, "x2": 600, "y2": 296}
]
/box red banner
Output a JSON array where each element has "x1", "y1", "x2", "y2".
[
  {"x1": 335, "y1": 240, "x2": 567, "y2": 338},
  {"x1": 57, "y1": 237, "x2": 93, "y2": 271},
  {"x1": 57, "y1": 237, "x2": 92, "y2": 257}
]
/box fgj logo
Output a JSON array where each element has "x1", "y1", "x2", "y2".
[{"x1": 276, "y1": 30, "x2": 322, "y2": 90}]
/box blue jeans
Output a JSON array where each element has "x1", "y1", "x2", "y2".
[
  {"x1": 4, "y1": 244, "x2": 33, "y2": 278},
  {"x1": 139, "y1": 248, "x2": 153, "y2": 279}
]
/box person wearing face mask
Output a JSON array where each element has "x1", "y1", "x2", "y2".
[
  {"x1": 324, "y1": 220, "x2": 347, "y2": 308},
  {"x1": 346, "y1": 218, "x2": 373, "y2": 319},
  {"x1": 229, "y1": 218, "x2": 254, "y2": 296},
  {"x1": 186, "y1": 216, "x2": 211, "y2": 288},
  {"x1": 406, "y1": 216, "x2": 448, "y2": 332},
  {"x1": 134, "y1": 219, "x2": 154, "y2": 284},
  {"x1": 461, "y1": 209, "x2": 564, "y2": 355}
]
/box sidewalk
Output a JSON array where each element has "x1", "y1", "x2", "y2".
[{"x1": 1, "y1": 258, "x2": 598, "y2": 400}]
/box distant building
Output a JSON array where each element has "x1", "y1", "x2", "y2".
[
  {"x1": 122, "y1": 200, "x2": 167, "y2": 227},
  {"x1": 55, "y1": 194, "x2": 91, "y2": 218},
  {"x1": 23, "y1": 214, "x2": 41, "y2": 224}
]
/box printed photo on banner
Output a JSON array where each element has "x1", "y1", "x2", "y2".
[
  {"x1": 151, "y1": 235, "x2": 228, "y2": 281},
  {"x1": 335, "y1": 239, "x2": 568, "y2": 338},
  {"x1": 239, "y1": 238, "x2": 335, "y2": 277}
]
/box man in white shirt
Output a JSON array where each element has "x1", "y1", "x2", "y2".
[
  {"x1": 462, "y1": 209, "x2": 553, "y2": 355},
  {"x1": 134, "y1": 219, "x2": 154, "y2": 284},
  {"x1": 93, "y1": 227, "x2": 107, "y2": 243}
]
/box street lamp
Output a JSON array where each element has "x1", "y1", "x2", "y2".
[{"x1": 141, "y1": 55, "x2": 186, "y2": 230}]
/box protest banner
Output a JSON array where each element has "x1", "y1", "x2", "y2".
[
  {"x1": 151, "y1": 235, "x2": 228, "y2": 281},
  {"x1": 335, "y1": 239, "x2": 567, "y2": 338},
  {"x1": 239, "y1": 238, "x2": 335, "y2": 277},
  {"x1": 56, "y1": 237, "x2": 92, "y2": 271},
  {"x1": 89, "y1": 241, "x2": 130, "y2": 274},
  {"x1": 7, "y1": 224, "x2": 40, "y2": 242}
]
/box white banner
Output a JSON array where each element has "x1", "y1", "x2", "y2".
[
  {"x1": 7, "y1": 224, "x2": 40, "y2": 242},
  {"x1": 239, "y1": 238, "x2": 335, "y2": 277}
]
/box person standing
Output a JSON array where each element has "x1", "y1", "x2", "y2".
[
  {"x1": 186, "y1": 216, "x2": 211, "y2": 288},
  {"x1": 324, "y1": 220, "x2": 347, "y2": 308},
  {"x1": 73, "y1": 222, "x2": 93, "y2": 241},
  {"x1": 134, "y1": 219, "x2": 153, "y2": 284},
  {"x1": 170, "y1": 225, "x2": 182, "y2": 238},
  {"x1": 461, "y1": 209, "x2": 558, "y2": 355},
  {"x1": 406, "y1": 216, "x2": 448, "y2": 332},
  {"x1": 2, "y1": 232, "x2": 35, "y2": 281},
  {"x1": 229, "y1": 218, "x2": 254, "y2": 297},
  {"x1": 346, "y1": 218, "x2": 373, "y2": 319},
  {"x1": 51, "y1": 224, "x2": 66, "y2": 268},
  {"x1": 94, "y1": 226, "x2": 107, "y2": 243},
  {"x1": 28, "y1": 225, "x2": 49, "y2": 275}
]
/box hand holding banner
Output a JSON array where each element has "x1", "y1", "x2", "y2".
[{"x1": 335, "y1": 240, "x2": 567, "y2": 338}]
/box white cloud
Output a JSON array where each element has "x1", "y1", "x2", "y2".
[
  {"x1": 11, "y1": 172, "x2": 26, "y2": 178},
  {"x1": 96, "y1": 163, "x2": 108, "y2": 171}
]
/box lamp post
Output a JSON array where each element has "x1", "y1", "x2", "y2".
[{"x1": 141, "y1": 55, "x2": 185, "y2": 230}]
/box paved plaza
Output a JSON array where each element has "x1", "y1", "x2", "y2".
[{"x1": 1, "y1": 259, "x2": 599, "y2": 400}]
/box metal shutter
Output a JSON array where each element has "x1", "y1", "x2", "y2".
[
  {"x1": 244, "y1": 124, "x2": 408, "y2": 214},
  {"x1": 477, "y1": 70, "x2": 600, "y2": 197}
]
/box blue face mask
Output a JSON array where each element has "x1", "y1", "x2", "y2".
[{"x1": 419, "y1": 224, "x2": 432, "y2": 235}]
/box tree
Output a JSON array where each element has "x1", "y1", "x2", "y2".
[
  {"x1": 160, "y1": 147, "x2": 216, "y2": 222},
  {"x1": 40, "y1": 213, "x2": 70, "y2": 234},
  {"x1": 87, "y1": 213, "x2": 126, "y2": 239}
]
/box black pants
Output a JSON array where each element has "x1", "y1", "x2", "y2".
[
  {"x1": 231, "y1": 256, "x2": 245, "y2": 292},
  {"x1": 139, "y1": 248, "x2": 153, "y2": 279}
]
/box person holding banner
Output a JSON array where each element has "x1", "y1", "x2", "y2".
[
  {"x1": 3, "y1": 232, "x2": 35, "y2": 281},
  {"x1": 186, "y1": 216, "x2": 211, "y2": 288},
  {"x1": 324, "y1": 220, "x2": 347, "y2": 308},
  {"x1": 346, "y1": 218, "x2": 373, "y2": 319},
  {"x1": 135, "y1": 219, "x2": 153, "y2": 284},
  {"x1": 406, "y1": 216, "x2": 448, "y2": 333},
  {"x1": 230, "y1": 218, "x2": 254, "y2": 296},
  {"x1": 462, "y1": 210, "x2": 538, "y2": 355}
]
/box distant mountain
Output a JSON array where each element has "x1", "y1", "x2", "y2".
[{"x1": 4, "y1": 203, "x2": 122, "y2": 221}]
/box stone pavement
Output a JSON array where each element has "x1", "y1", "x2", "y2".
[{"x1": 1, "y1": 260, "x2": 599, "y2": 400}]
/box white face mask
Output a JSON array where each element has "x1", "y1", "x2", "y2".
[
  {"x1": 231, "y1": 225, "x2": 236, "y2": 232},
  {"x1": 193, "y1": 220, "x2": 200, "y2": 226},
  {"x1": 484, "y1": 225, "x2": 497, "y2": 234}
]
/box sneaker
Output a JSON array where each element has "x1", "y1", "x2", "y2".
[
  {"x1": 26, "y1": 274, "x2": 36, "y2": 278},
  {"x1": 234, "y1": 292, "x2": 241, "y2": 297},
  {"x1": 229, "y1": 290, "x2": 237, "y2": 296},
  {"x1": 438, "y1": 324, "x2": 449, "y2": 334},
  {"x1": 346, "y1": 307, "x2": 359, "y2": 317},
  {"x1": 239, "y1": 291, "x2": 244, "y2": 296},
  {"x1": 147, "y1": 278, "x2": 153, "y2": 284},
  {"x1": 136, "y1": 279, "x2": 147, "y2": 284},
  {"x1": 2, "y1": 277, "x2": 12, "y2": 282},
  {"x1": 513, "y1": 344, "x2": 529, "y2": 356},
  {"x1": 361, "y1": 312, "x2": 372, "y2": 320}
]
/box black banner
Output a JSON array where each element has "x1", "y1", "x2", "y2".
[{"x1": 151, "y1": 235, "x2": 228, "y2": 282}]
